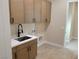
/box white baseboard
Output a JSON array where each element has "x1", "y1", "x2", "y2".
[
  {"x1": 37, "y1": 41, "x2": 45, "y2": 47},
  {"x1": 37, "y1": 40, "x2": 64, "y2": 48},
  {"x1": 72, "y1": 37, "x2": 78, "y2": 40},
  {"x1": 44, "y1": 41, "x2": 64, "y2": 48}
]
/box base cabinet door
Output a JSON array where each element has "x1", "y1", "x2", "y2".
[
  {"x1": 16, "y1": 48, "x2": 29, "y2": 59},
  {"x1": 29, "y1": 40, "x2": 37, "y2": 59},
  {"x1": 12, "y1": 39, "x2": 37, "y2": 59},
  {"x1": 12, "y1": 48, "x2": 16, "y2": 59}
]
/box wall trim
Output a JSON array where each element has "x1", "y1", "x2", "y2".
[
  {"x1": 44, "y1": 41, "x2": 64, "y2": 48},
  {"x1": 38, "y1": 41, "x2": 45, "y2": 47},
  {"x1": 71, "y1": 37, "x2": 78, "y2": 40},
  {"x1": 38, "y1": 40, "x2": 64, "y2": 48}
]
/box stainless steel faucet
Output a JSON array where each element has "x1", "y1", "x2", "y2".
[{"x1": 18, "y1": 24, "x2": 23, "y2": 37}]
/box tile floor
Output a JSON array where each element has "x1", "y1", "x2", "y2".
[
  {"x1": 36, "y1": 43, "x2": 76, "y2": 59},
  {"x1": 66, "y1": 39, "x2": 78, "y2": 59},
  {"x1": 66, "y1": 39, "x2": 78, "y2": 55}
]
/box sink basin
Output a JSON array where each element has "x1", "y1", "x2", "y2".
[{"x1": 15, "y1": 36, "x2": 32, "y2": 42}]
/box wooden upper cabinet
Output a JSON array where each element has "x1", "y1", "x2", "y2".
[
  {"x1": 10, "y1": 0, "x2": 25, "y2": 24},
  {"x1": 10, "y1": 0, "x2": 51, "y2": 24},
  {"x1": 24, "y1": 0, "x2": 42, "y2": 23},
  {"x1": 46, "y1": 1, "x2": 51, "y2": 23},
  {"x1": 41, "y1": 0, "x2": 47, "y2": 23},
  {"x1": 41, "y1": 0, "x2": 51, "y2": 23},
  {"x1": 34, "y1": 0, "x2": 41, "y2": 23},
  {"x1": 24, "y1": 0, "x2": 34, "y2": 23}
]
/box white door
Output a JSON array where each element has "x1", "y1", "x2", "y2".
[{"x1": 64, "y1": 2, "x2": 74, "y2": 46}]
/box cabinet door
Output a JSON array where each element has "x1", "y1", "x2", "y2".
[
  {"x1": 29, "y1": 40, "x2": 37, "y2": 59},
  {"x1": 44, "y1": 1, "x2": 51, "y2": 30},
  {"x1": 46, "y1": 1, "x2": 51, "y2": 23},
  {"x1": 41, "y1": 0, "x2": 47, "y2": 22},
  {"x1": 16, "y1": 47, "x2": 29, "y2": 59},
  {"x1": 24, "y1": 0, "x2": 34, "y2": 23},
  {"x1": 12, "y1": 52, "x2": 15, "y2": 59},
  {"x1": 34, "y1": 0, "x2": 41, "y2": 23},
  {"x1": 10, "y1": 0, "x2": 25, "y2": 24},
  {"x1": 12, "y1": 48, "x2": 16, "y2": 59}
]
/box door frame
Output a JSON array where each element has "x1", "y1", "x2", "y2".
[{"x1": 64, "y1": 1, "x2": 78, "y2": 47}]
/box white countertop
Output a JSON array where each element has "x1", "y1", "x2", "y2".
[{"x1": 11, "y1": 35, "x2": 37, "y2": 48}]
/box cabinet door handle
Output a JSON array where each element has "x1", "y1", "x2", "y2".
[
  {"x1": 27, "y1": 46, "x2": 30, "y2": 51},
  {"x1": 32, "y1": 18, "x2": 36, "y2": 23},
  {"x1": 10, "y1": 17, "x2": 14, "y2": 24},
  {"x1": 15, "y1": 52, "x2": 17, "y2": 59},
  {"x1": 29, "y1": 47, "x2": 31, "y2": 51},
  {"x1": 28, "y1": 46, "x2": 31, "y2": 51},
  {"x1": 45, "y1": 18, "x2": 48, "y2": 22}
]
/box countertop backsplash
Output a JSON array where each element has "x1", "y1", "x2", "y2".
[
  {"x1": 10, "y1": 23, "x2": 34, "y2": 37},
  {"x1": 10, "y1": 23, "x2": 46, "y2": 38}
]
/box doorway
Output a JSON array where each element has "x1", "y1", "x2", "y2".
[{"x1": 64, "y1": 1, "x2": 78, "y2": 55}]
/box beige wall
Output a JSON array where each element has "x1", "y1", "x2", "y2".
[
  {"x1": 45, "y1": 0, "x2": 67, "y2": 46},
  {"x1": 68, "y1": 0, "x2": 78, "y2": 2}
]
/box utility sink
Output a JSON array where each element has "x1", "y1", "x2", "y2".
[{"x1": 15, "y1": 36, "x2": 32, "y2": 42}]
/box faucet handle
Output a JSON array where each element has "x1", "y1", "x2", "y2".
[{"x1": 22, "y1": 30, "x2": 23, "y2": 33}]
